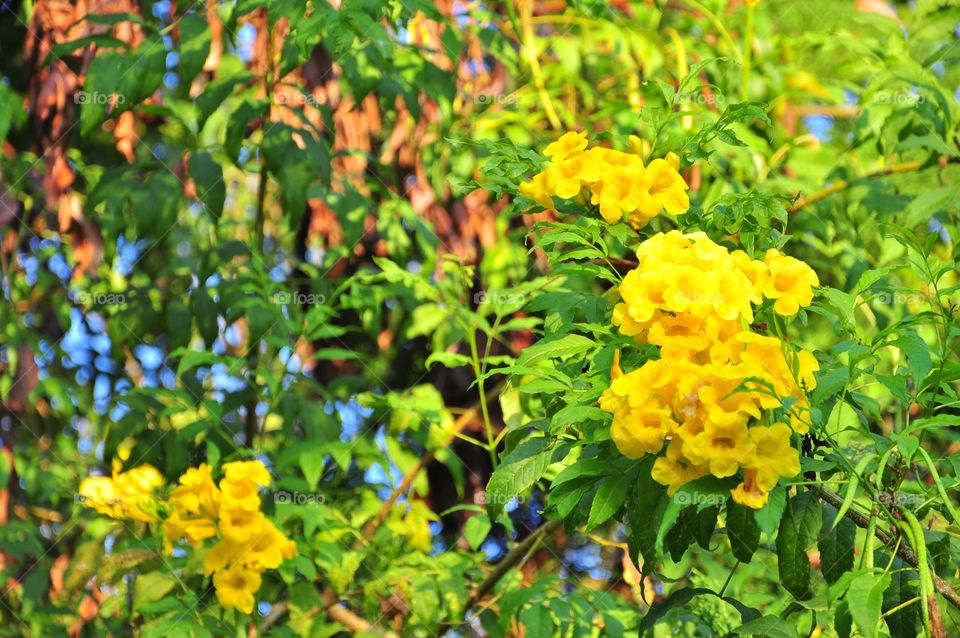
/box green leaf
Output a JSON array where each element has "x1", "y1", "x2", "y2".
[
  {"x1": 665, "y1": 508, "x2": 695, "y2": 562},
  {"x1": 626, "y1": 457, "x2": 669, "y2": 568},
  {"x1": 464, "y1": 515, "x2": 492, "y2": 550},
  {"x1": 586, "y1": 474, "x2": 628, "y2": 531},
  {"x1": 81, "y1": 36, "x2": 166, "y2": 134},
  {"x1": 890, "y1": 332, "x2": 932, "y2": 388},
  {"x1": 819, "y1": 504, "x2": 856, "y2": 584},
  {"x1": 165, "y1": 299, "x2": 192, "y2": 350},
  {"x1": 727, "y1": 500, "x2": 760, "y2": 562},
  {"x1": 519, "y1": 603, "x2": 552, "y2": 638},
  {"x1": 425, "y1": 351, "x2": 472, "y2": 369},
  {"x1": 549, "y1": 405, "x2": 608, "y2": 431},
  {"x1": 0, "y1": 453, "x2": 9, "y2": 490},
  {"x1": 300, "y1": 448, "x2": 324, "y2": 489},
  {"x1": 188, "y1": 152, "x2": 225, "y2": 220},
  {"x1": 638, "y1": 587, "x2": 760, "y2": 635},
  {"x1": 819, "y1": 287, "x2": 856, "y2": 328},
  {"x1": 45, "y1": 34, "x2": 129, "y2": 63},
  {"x1": 486, "y1": 437, "x2": 553, "y2": 516},
  {"x1": 98, "y1": 549, "x2": 156, "y2": 583},
  {"x1": 178, "y1": 13, "x2": 211, "y2": 86},
  {"x1": 134, "y1": 572, "x2": 178, "y2": 611},
  {"x1": 846, "y1": 571, "x2": 892, "y2": 638},
  {"x1": 882, "y1": 557, "x2": 919, "y2": 638},
  {"x1": 692, "y1": 505, "x2": 719, "y2": 549},
  {"x1": 735, "y1": 615, "x2": 799, "y2": 638},
  {"x1": 262, "y1": 124, "x2": 328, "y2": 224},
  {"x1": 225, "y1": 100, "x2": 268, "y2": 161},
  {"x1": 516, "y1": 334, "x2": 593, "y2": 365},
  {"x1": 196, "y1": 73, "x2": 253, "y2": 126},
  {"x1": 775, "y1": 491, "x2": 822, "y2": 600},
  {"x1": 192, "y1": 288, "x2": 219, "y2": 344}
]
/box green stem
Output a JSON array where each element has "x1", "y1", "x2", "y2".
[
  {"x1": 719, "y1": 561, "x2": 740, "y2": 597},
  {"x1": 861, "y1": 514, "x2": 876, "y2": 570},
  {"x1": 468, "y1": 328, "x2": 498, "y2": 468},
  {"x1": 900, "y1": 511, "x2": 934, "y2": 636},
  {"x1": 916, "y1": 447, "x2": 960, "y2": 529},
  {"x1": 740, "y1": 4, "x2": 755, "y2": 102}
]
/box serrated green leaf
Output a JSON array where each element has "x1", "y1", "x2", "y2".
[
  {"x1": 728, "y1": 500, "x2": 760, "y2": 562},
  {"x1": 775, "y1": 491, "x2": 822, "y2": 600}
]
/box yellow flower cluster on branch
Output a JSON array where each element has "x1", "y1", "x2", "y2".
[
  {"x1": 600, "y1": 231, "x2": 820, "y2": 509},
  {"x1": 166, "y1": 460, "x2": 296, "y2": 614},
  {"x1": 80, "y1": 458, "x2": 296, "y2": 615},
  {"x1": 519, "y1": 131, "x2": 690, "y2": 228},
  {"x1": 78, "y1": 460, "x2": 163, "y2": 522}
]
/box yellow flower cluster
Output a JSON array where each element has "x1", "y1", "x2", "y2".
[
  {"x1": 79, "y1": 460, "x2": 163, "y2": 522},
  {"x1": 519, "y1": 131, "x2": 690, "y2": 228},
  {"x1": 80, "y1": 458, "x2": 296, "y2": 615},
  {"x1": 600, "y1": 231, "x2": 820, "y2": 508},
  {"x1": 164, "y1": 461, "x2": 296, "y2": 614}
]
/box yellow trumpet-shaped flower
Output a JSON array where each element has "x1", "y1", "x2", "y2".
[
  {"x1": 543, "y1": 131, "x2": 588, "y2": 161},
  {"x1": 762, "y1": 249, "x2": 819, "y2": 315},
  {"x1": 213, "y1": 564, "x2": 262, "y2": 614},
  {"x1": 520, "y1": 134, "x2": 689, "y2": 225}
]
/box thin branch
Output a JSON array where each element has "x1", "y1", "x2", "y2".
[
  {"x1": 360, "y1": 380, "x2": 506, "y2": 541},
  {"x1": 464, "y1": 518, "x2": 562, "y2": 610},
  {"x1": 326, "y1": 603, "x2": 400, "y2": 638},
  {"x1": 788, "y1": 157, "x2": 959, "y2": 214},
  {"x1": 817, "y1": 485, "x2": 960, "y2": 612}
]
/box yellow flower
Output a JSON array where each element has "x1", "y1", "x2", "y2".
[
  {"x1": 79, "y1": 476, "x2": 121, "y2": 518},
  {"x1": 220, "y1": 508, "x2": 266, "y2": 544},
  {"x1": 164, "y1": 464, "x2": 223, "y2": 550},
  {"x1": 203, "y1": 538, "x2": 238, "y2": 576},
  {"x1": 682, "y1": 420, "x2": 754, "y2": 478},
  {"x1": 731, "y1": 469, "x2": 768, "y2": 509},
  {"x1": 762, "y1": 249, "x2": 819, "y2": 315},
  {"x1": 222, "y1": 460, "x2": 272, "y2": 487},
  {"x1": 164, "y1": 510, "x2": 218, "y2": 551},
  {"x1": 730, "y1": 250, "x2": 768, "y2": 298},
  {"x1": 608, "y1": 404, "x2": 677, "y2": 457},
  {"x1": 121, "y1": 465, "x2": 165, "y2": 494},
  {"x1": 213, "y1": 564, "x2": 261, "y2": 614},
  {"x1": 741, "y1": 423, "x2": 800, "y2": 491},
  {"x1": 204, "y1": 520, "x2": 297, "y2": 575},
  {"x1": 522, "y1": 135, "x2": 690, "y2": 228},
  {"x1": 546, "y1": 156, "x2": 586, "y2": 199},
  {"x1": 635, "y1": 158, "x2": 690, "y2": 219},
  {"x1": 80, "y1": 463, "x2": 164, "y2": 522},
  {"x1": 170, "y1": 464, "x2": 220, "y2": 518},
  {"x1": 543, "y1": 131, "x2": 588, "y2": 161},
  {"x1": 651, "y1": 438, "x2": 709, "y2": 495},
  {"x1": 220, "y1": 475, "x2": 263, "y2": 512},
  {"x1": 247, "y1": 520, "x2": 297, "y2": 569},
  {"x1": 518, "y1": 171, "x2": 554, "y2": 208}
]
